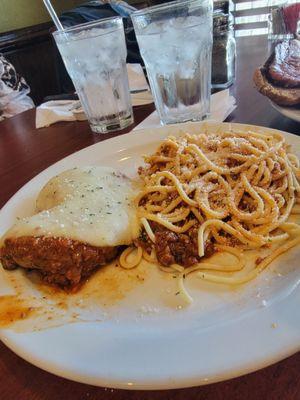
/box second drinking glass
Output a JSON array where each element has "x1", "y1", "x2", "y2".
[{"x1": 132, "y1": 0, "x2": 213, "y2": 125}]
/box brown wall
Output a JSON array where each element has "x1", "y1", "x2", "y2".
[{"x1": 0, "y1": 0, "x2": 83, "y2": 33}]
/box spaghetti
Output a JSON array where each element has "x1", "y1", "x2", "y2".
[{"x1": 120, "y1": 127, "x2": 300, "y2": 304}]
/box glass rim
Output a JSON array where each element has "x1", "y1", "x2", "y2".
[
  {"x1": 52, "y1": 16, "x2": 122, "y2": 37},
  {"x1": 131, "y1": 0, "x2": 205, "y2": 18}
]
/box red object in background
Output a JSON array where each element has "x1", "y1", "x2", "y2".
[{"x1": 282, "y1": 3, "x2": 300, "y2": 33}]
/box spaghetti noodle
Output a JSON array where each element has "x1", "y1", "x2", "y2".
[{"x1": 120, "y1": 127, "x2": 300, "y2": 304}]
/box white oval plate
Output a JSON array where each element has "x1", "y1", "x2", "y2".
[
  {"x1": 0, "y1": 122, "x2": 300, "y2": 390},
  {"x1": 271, "y1": 102, "x2": 300, "y2": 123}
]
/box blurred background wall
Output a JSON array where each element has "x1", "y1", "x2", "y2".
[{"x1": 0, "y1": 0, "x2": 83, "y2": 33}]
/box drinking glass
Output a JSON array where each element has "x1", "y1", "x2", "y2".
[
  {"x1": 131, "y1": 0, "x2": 213, "y2": 125},
  {"x1": 53, "y1": 17, "x2": 133, "y2": 134}
]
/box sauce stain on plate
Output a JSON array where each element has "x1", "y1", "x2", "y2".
[
  {"x1": 0, "y1": 261, "x2": 148, "y2": 332},
  {"x1": 0, "y1": 296, "x2": 38, "y2": 328}
]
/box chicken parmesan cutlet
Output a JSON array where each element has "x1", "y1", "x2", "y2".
[{"x1": 0, "y1": 167, "x2": 140, "y2": 288}]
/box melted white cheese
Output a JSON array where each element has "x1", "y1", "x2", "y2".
[{"x1": 2, "y1": 167, "x2": 140, "y2": 247}]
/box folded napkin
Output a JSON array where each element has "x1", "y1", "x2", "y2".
[
  {"x1": 127, "y1": 64, "x2": 149, "y2": 92},
  {"x1": 131, "y1": 90, "x2": 153, "y2": 106},
  {"x1": 36, "y1": 100, "x2": 86, "y2": 129},
  {"x1": 36, "y1": 64, "x2": 152, "y2": 128},
  {"x1": 133, "y1": 89, "x2": 236, "y2": 131}
]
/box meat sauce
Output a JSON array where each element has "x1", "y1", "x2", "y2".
[
  {"x1": 137, "y1": 223, "x2": 215, "y2": 267},
  {"x1": 0, "y1": 236, "x2": 119, "y2": 288}
]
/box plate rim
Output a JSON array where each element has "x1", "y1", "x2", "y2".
[
  {"x1": 270, "y1": 101, "x2": 300, "y2": 123},
  {"x1": 1, "y1": 329, "x2": 299, "y2": 390}
]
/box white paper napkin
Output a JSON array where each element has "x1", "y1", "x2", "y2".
[
  {"x1": 127, "y1": 64, "x2": 149, "y2": 92},
  {"x1": 131, "y1": 90, "x2": 153, "y2": 106},
  {"x1": 133, "y1": 89, "x2": 236, "y2": 131},
  {"x1": 35, "y1": 100, "x2": 86, "y2": 129}
]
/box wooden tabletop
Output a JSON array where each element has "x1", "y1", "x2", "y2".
[{"x1": 0, "y1": 35, "x2": 300, "y2": 400}]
